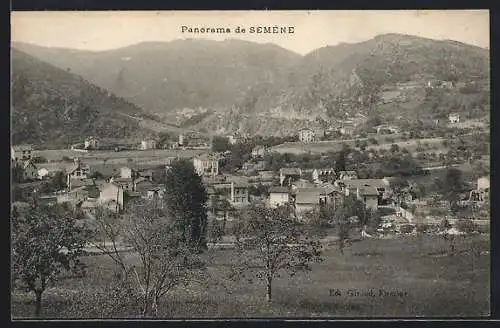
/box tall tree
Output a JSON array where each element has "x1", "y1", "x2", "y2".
[
  {"x1": 11, "y1": 203, "x2": 91, "y2": 317},
  {"x1": 211, "y1": 136, "x2": 231, "y2": 153},
  {"x1": 164, "y1": 159, "x2": 208, "y2": 249},
  {"x1": 232, "y1": 203, "x2": 323, "y2": 302},
  {"x1": 442, "y1": 167, "x2": 466, "y2": 211}
]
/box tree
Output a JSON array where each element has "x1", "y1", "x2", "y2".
[
  {"x1": 390, "y1": 143, "x2": 400, "y2": 153},
  {"x1": 442, "y1": 168, "x2": 466, "y2": 211},
  {"x1": 211, "y1": 136, "x2": 231, "y2": 153},
  {"x1": 232, "y1": 203, "x2": 323, "y2": 302},
  {"x1": 11, "y1": 163, "x2": 24, "y2": 184},
  {"x1": 11, "y1": 203, "x2": 91, "y2": 317},
  {"x1": 91, "y1": 200, "x2": 206, "y2": 317},
  {"x1": 439, "y1": 218, "x2": 456, "y2": 255},
  {"x1": 164, "y1": 159, "x2": 208, "y2": 249},
  {"x1": 390, "y1": 177, "x2": 410, "y2": 208}
]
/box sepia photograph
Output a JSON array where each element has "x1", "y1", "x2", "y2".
[{"x1": 10, "y1": 10, "x2": 490, "y2": 319}]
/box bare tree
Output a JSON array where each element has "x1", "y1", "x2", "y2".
[
  {"x1": 91, "y1": 199, "x2": 205, "y2": 317},
  {"x1": 232, "y1": 203, "x2": 323, "y2": 302}
]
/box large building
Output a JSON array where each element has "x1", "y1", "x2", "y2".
[
  {"x1": 140, "y1": 139, "x2": 157, "y2": 150},
  {"x1": 269, "y1": 186, "x2": 291, "y2": 208},
  {"x1": 193, "y1": 153, "x2": 220, "y2": 177},
  {"x1": 99, "y1": 182, "x2": 125, "y2": 212}
]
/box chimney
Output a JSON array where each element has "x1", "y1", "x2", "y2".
[{"x1": 231, "y1": 182, "x2": 235, "y2": 202}]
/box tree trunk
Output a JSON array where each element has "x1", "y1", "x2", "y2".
[
  {"x1": 34, "y1": 291, "x2": 42, "y2": 317},
  {"x1": 266, "y1": 277, "x2": 272, "y2": 302}
]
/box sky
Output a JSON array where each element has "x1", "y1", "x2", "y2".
[{"x1": 11, "y1": 10, "x2": 489, "y2": 55}]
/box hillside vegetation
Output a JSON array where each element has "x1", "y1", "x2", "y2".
[
  {"x1": 13, "y1": 34, "x2": 490, "y2": 137},
  {"x1": 11, "y1": 49, "x2": 153, "y2": 146}
]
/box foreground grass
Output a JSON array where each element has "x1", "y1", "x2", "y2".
[{"x1": 12, "y1": 234, "x2": 490, "y2": 319}]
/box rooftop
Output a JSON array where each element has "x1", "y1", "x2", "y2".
[
  {"x1": 340, "y1": 179, "x2": 389, "y2": 189},
  {"x1": 280, "y1": 168, "x2": 302, "y2": 175},
  {"x1": 269, "y1": 186, "x2": 290, "y2": 193}
]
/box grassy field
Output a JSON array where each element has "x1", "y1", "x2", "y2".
[
  {"x1": 34, "y1": 149, "x2": 206, "y2": 166},
  {"x1": 270, "y1": 135, "x2": 445, "y2": 155},
  {"x1": 11, "y1": 234, "x2": 490, "y2": 319}
]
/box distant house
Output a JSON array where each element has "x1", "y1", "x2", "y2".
[
  {"x1": 477, "y1": 176, "x2": 490, "y2": 192},
  {"x1": 338, "y1": 171, "x2": 358, "y2": 180},
  {"x1": 12, "y1": 145, "x2": 33, "y2": 162},
  {"x1": 66, "y1": 158, "x2": 90, "y2": 185},
  {"x1": 134, "y1": 177, "x2": 155, "y2": 193},
  {"x1": 22, "y1": 160, "x2": 38, "y2": 181},
  {"x1": 312, "y1": 168, "x2": 336, "y2": 183},
  {"x1": 37, "y1": 167, "x2": 50, "y2": 180},
  {"x1": 137, "y1": 169, "x2": 154, "y2": 181},
  {"x1": 226, "y1": 135, "x2": 238, "y2": 145},
  {"x1": 375, "y1": 125, "x2": 400, "y2": 134},
  {"x1": 120, "y1": 166, "x2": 135, "y2": 179},
  {"x1": 242, "y1": 160, "x2": 265, "y2": 172},
  {"x1": 230, "y1": 182, "x2": 249, "y2": 206},
  {"x1": 396, "y1": 81, "x2": 421, "y2": 90},
  {"x1": 356, "y1": 186, "x2": 380, "y2": 210},
  {"x1": 269, "y1": 186, "x2": 291, "y2": 208},
  {"x1": 279, "y1": 168, "x2": 302, "y2": 186},
  {"x1": 178, "y1": 134, "x2": 184, "y2": 146},
  {"x1": 338, "y1": 124, "x2": 355, "y2": 136},
  {"x1": 193, "y1": 153, "x2": 220, "y2": 177},
  {"x1": 448, "y1": 113, "x2": 460, "y2": 124},
  {"x1": 84, "y1": 136, "x2": 99, "y2": 150},
  {"x1": 298, "y1": 128, "x2": 315, "y2": 143},
  {"x1": 99, "y1": 182, "x2": 125, "y2": 212},
  {"x1": 109, "y1": 177, "x2": 134, "y2": 191},
  {"x1": 251, "y1": 145, "x2": 267, "y2": 159},
  {"x1": 146, "y1": 186, "x2": 165, "y2": 200},
  {"x1": 140, "y1": 139, "x2": 157, "y2": 150}
]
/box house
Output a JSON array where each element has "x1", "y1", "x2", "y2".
[
  {"x1": 448, "y1": 113, "x2": 460, "y2": 124},
  {"x1": 298, "y1": 128, "x2": 315, "y2": 143},
  {"x1": 294, "y1": 187, "x2": 335, "y2": 220},
  {"x1": 99, "y1": 182, "x2": 125, "y2": 212},
  {"x1": 375, "y1": 125, "x2": 400, "y2": 134},
  {"x1": 66, "y1": 158, "x2": 90, "y2": 182},
  {"x1": 84, "y1": 136, "x2": 99, "y2": 150},
  {"x1": 178, "y1": 134, "x2": 184, "y2": 146},
  {"x1": 193, "y1": 153, "x2": 220, "y2": 177},
  {"x1": 477, "y1": 176, "x2": 490, "y2": 192},
  {"x1": 109, "y1": 177, "x2": 134, "y2": 191},
  {"x1": 312, "y1": 168, "x2": 336, "y2": 183},
  {"x1": 21, "y1": 160, "x2": 38, "y2": 181},
  {"x1": 396, "y1": 81, "x2": 421, "y2": 90},
  {"x1": 279, "y1": 168, "x2": 302, "y2": 186},
  {"x1": 146, "y1": 186, "x2": 165, "y2": 200},
  {"x1": 269, "y1": 186, "x2": 291, "y2": 208},
  {"x1": 56, "y1": 186, "x2": 89, "y2": 206},
  {"x1": 338, "y1": 171, "x2": 358, "y2": 180},
  {"x1": 37, "y1": 167, "x2": 50, "y2": 180},
  {"x1": 140, "y1": 139, "x2": 157, "y2": 150},
  {"x1": 226, "y1": 135, "x2": 238, "y2": 145},
  {"x1": 336, "y1": 179, "x2": 389, "y2": 207},
  {"x1": 242, "y1": 160, "x2": 265, "y2": 172},
  {"x1": 12, "y1": 145, "x2": 33, "y2": 162},
  {"x1": 356, "y1": 186, "x2": 380, "y2": 210},
  {"x1": 120, "y1": 166, "x2": 136, "y2": 179},
  {"x1": 134, "y1": 177, "x2": 155, "y2": 193},
  {"x1": 251, "y1": 145, "x2": 267, "y2": 159},
  {"x1": 338, "y1": 124, "x2": 355, "y2": 136},
  {"x1": 137, "y1": 169, "x2": 154, "y2": 181},
  {"x1": 230, "y1": 182, "x2": 249, "y2": 206}
]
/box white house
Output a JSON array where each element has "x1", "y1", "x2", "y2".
[
  {"x1": 84, "y1": 136, "x2": 99, "y2": 150},
  {"x1": 141, "y1": 139, "x2": 157, "y2": 150},
  {"x1": 312, "y1": 168, "x2": 336, "y2": 183},
  {"x1": 477, "y1": 176, "x2": 490, "y2": 191},
  {"x1": 37, "y1": 167, "x2": 50, "y2": 180},
  {"x1": 269, "y1": 186, "x2": 291, "y2": 208},
  {"x1": 448, "y1": 113, "x2": 460, "y2": 123},
  {"x1": 193, "y1": 153, "x2": 220, "y2": 177},
  {"x1": 66, "y1": 158, "x2": 90, "y2": 181},
  {"x1": 298, "y1": 128, "x2": 315, "y2": 143},
  {"x1": 120, "y1": 166, "x2": 135, "y2": 179},
  {"x1": 338, "y1": 171, "x2": 358, "y2": 180}
]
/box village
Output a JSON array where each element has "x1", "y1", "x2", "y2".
[{"x1": 11, "y1": 105, "x2": 490, "y2": 238}]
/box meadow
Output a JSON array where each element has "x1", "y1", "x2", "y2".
[{"x1": 11, "y1": 234, "x2": 490, "y2": 319}]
